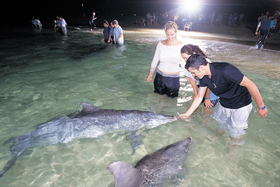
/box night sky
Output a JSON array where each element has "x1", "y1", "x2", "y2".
[{"x1": 1, "y1": 0, "x2": 280, "y2": 27}]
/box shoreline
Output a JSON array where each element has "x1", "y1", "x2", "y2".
[{"x1": 122, "y1": 22, "x2": 280, "y2": 50}]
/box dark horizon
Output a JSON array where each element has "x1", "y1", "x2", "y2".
[{"x1": 1, "y1": 0, "x2": 280, "y2": 28}]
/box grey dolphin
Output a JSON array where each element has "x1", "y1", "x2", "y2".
[
  {"x1": 0, "y1": 102, "x2": 176, "y2": 177},
  {"x1": 108, "y1": 137, "x2": 192, "y2": 187}
]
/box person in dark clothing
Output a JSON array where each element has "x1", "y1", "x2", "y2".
[
  {"x1": 255, "y1": 16, "x2": 273, "y2": 49},
  {"x1": 90, "y1": 12, "x2": 97, "y2": 31},
  {"x1": 179, "y1": 54, "x2": 268, "y2": 146},
  {"x1": 101, "y1": 20, "x2": 111, "y2": 43}
]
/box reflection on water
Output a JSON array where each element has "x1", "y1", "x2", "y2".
[{"x1": 0, "y1": 28, "x2": 280, "y2": 186}]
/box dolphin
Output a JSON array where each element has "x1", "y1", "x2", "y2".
[
  {"x1": 0, "y1": 102, "x2": 176, "y2": 177},
  {"x1": 108, "y1": 137, "x2": 192, "y2": 187}
]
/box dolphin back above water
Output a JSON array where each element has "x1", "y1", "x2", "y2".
[
  {"x1": 0, "y1": 102, "x2": 176, "y2": 177},
  {"x1": 108, "y1": 137, "x2": 192, "y2": 187}
]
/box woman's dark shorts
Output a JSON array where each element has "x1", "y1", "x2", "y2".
[{"x1": 153, "y1": 70, "x2": 180, "y2": 97}]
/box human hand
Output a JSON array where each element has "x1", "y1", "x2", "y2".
[
  {"x1": 178, "y1": 113, "x2": 189, "y2": 119},
  {"x1": 147, "y1": 75, "x2": 152, "y2": 82},
  {"x1": 204, "y1": 99, "x2": 213, "y2": 108},
  {"x1": 257, "y1": 108, "x2": 268, "y2": 118}
]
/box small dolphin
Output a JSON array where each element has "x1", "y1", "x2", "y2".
[
  {"x1": 0, "y1": 102, "x2": 176, "y2": 177},
  {"x1": 108, "y1": 137, "x2": 192, "y2": 187}
]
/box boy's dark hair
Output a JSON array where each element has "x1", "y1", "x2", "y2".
[
  {"x1": 103, "y1": 20, "x2": 109, "y2": 25},
  {"x1": 185, "y1": 54, "x2": 208, "y2": 70}
]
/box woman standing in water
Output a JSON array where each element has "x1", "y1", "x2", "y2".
[
  {"x1": 181, "y1": 44, "x2": 219, "y2": 108},
  {"x1": 147, "y1": 21, "x2": 184, "y2": 97}
]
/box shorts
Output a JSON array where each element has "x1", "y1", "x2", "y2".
[
  {"x1": 212, "y1": 103, "x2": 253, "y2": 138},
  {"x1": 153, "y1": 70, "x2": 180, "y2": 97}
]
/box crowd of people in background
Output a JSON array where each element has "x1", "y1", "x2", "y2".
[
  {"x1": 135, "y1": 11, "x2": 247, "y2": 30},
  {"x1": 31, "y1": 9, "x2": 279, "y2": 48},
  {"x1": 134, "y1": 9, "x2": 279, "y2": 50},
  {"x1": 136, "y1": 12, "x2": 170, "y2": 27},
  {"x1": 135, "y1": 10, "x2": 280, "y2": 35}
]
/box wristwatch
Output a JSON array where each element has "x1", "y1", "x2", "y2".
[{"x1": 257, "y1": 105, "x2": 266, "y2": 110}]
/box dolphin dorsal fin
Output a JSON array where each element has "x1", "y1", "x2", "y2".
[
  {"x1": 80, "y1": 102, "x2": 101, "y2": 113},
  {"x1": 108, "y1": 161, "x2": 141, "y2": 187}
]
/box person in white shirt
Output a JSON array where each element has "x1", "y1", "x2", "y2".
[
  {"x1": 146, "y1": 21, "x2": 184, "y2": 97},
  {"x1": 58, "y1": 16, "x2": 67, "y2": 35},
  {"x1": 112, "y1": 20, "x2": 124, "y2": 45}
]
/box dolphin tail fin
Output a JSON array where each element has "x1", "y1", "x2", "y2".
[
  {"x1": 0, "y1": 153, "x2": 18, "y2": 177},
  {"x1": 107, "y1": 161, "x2": 141, "y2": 187}
]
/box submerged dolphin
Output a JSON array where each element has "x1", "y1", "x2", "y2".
[
  {"x1": 108, "y1": 137, "x2": 192, "y2": 187},
  {"x1": 0, "y1": 102, "x2": 176, "y2": 177}
]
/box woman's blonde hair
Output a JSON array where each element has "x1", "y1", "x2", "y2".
[{"x1": 164, "y1": 21, "x2": 178, "y2": 33}]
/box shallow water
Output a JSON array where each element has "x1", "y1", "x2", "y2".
[{"x1": 0, "y1": 27, "x2": 280, "y2": 186}]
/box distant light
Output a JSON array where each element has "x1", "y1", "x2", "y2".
[
  {"x1": 82, "y1": 4, "x2": 84, "y2": 6},
  {"x1": 134, "y1": 14, "x2": 137, "y2": 16},
  {"x1": 121, "y1": 14, "x2": 124, "y2": 16},
  {"x1": 182, "y1": 0, "x2": 200, "y2": 12}
]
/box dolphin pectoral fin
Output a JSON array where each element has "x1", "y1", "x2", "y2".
[
  {"x1": 126, "y1": 131, "x2": 143, "y2": 155},
  {"x1": 176, "y1": 167, "x2": 187, "y2": 182},
  {"x1": 108, "y1": 161, "x2": 141, "y2": 187}
]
